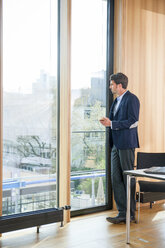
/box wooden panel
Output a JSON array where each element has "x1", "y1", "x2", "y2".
[
  {"x1": 59, "y1": 0, "x2": 71, "y2": 223},
  {"x1": 114, "y1": 0, "x2": 165, "y2": 152}
]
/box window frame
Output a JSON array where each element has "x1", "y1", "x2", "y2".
[
  {"x1": 0, "y1": 0, "x2": 114, "y2": 220},
  {"x1": 0, "y1": 0, "x2": 3, "y2": 218}
]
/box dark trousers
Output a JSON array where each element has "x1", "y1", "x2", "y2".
[{"x1": 111, "y1": 145, "x2": 136, "y2": 217}]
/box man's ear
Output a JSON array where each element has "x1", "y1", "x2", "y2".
[{"x1": 118, "y1": 83, "x2": 122, "y2": 88}]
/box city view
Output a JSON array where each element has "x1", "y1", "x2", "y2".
[
  {"x1": 3, "y1": 0, "x2": 58, "y2": 215},
  {"x1": 3, "y1": 69, "x2": 107, "y2": 214},
  {"x1": 70, "y1": 0, "x2": 107, "y2": 210},
  {"x1": 3, "y1": 71, "x2": 58, "y2": 215},
  {"x1": 2, "y1": 0, "x2": 107, "y2": 215},
  {"x1": 71, "y1": 70, "x2": 106, "y2": 209}
]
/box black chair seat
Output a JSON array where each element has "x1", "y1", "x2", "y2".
[
  {"x1": 137, "y1": 152, "x2": 165, "y2": 207},
  {"x1": 139, "y1": 180, "x2": 165, "y2": 192},
  {"x1": 136, "y1": 152, "x2": 165, "y2": 222}
]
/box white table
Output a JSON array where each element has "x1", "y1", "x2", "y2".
[{"x1": 124, "y1": 169, "x2": 165, "y2": 244}]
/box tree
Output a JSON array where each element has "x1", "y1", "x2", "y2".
[
  {"x1": 71, "y1": 98, "x2": 106, "y2": 170},
  {"x1": 16, "y1": 135, "x2": 56, "y2": 173},
  {"x1": 17, "y1": 135, "x2": 46, "y2": 157}
]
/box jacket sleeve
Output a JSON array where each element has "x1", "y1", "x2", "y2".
[{"x1": 111, "y1": 95, "x2": 140, "y2": 130}]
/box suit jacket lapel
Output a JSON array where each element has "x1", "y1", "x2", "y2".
[{"x1": 110, "y1": 98, "x2": 117, "y2": 120}]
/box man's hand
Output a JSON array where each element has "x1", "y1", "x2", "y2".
[{"x1": 99, "y1": 117, "x2": 111, "y2": 127}]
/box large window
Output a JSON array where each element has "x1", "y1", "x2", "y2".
[
  {"x1": 2, "y1": 0, "x2": 58, "y2": 215},
  {"x1": 71, "y1": 0, "x2": 108, "y2": 211}
]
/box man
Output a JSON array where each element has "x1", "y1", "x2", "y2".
[{"x1": 100, "y1": 72, "x2": 140, "y2": 224}]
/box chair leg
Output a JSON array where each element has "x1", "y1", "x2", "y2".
[{"x1": 150, "y1": 202, "x2": 153, "y2": 208}]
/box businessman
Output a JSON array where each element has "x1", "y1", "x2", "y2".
[{"x1": 100, "y1": 72, "x2": 140, "y2": 224}]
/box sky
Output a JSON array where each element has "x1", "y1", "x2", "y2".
[
  {"x1": 71, "y1": 0, "x2": 107, "y2": 89},
  {"x1": 3, "y1": 0, "x2": 57, "y2": 93},
  {"x1": 3, "y1": 0, "x2": 107, "y2": 93}
]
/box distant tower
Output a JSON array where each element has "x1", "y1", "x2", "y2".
[{"x1": 96, "y1": 177, "x2": 105, "y2": 205}]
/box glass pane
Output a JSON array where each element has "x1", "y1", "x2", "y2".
[
  {"x1": 71, "y1": 0, "x2": 107, "y2": 210},
  {"x1": 2, "y1": 0, "x2": 58, "y2": 215}
]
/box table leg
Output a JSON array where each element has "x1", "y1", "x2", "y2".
[
  {"x1": 138, "y1": 184, "x2": 141, "y2": 223},
  {"x1": 126, "y1": 175, "x2": 131, "y2": 244}
]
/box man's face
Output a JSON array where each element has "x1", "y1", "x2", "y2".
[{"x1": 109, "y1": 80, "x2": 118, "y2": 94}]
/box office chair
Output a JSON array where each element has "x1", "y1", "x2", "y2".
[{"x1": 136, "y1": 152, "x2": 165, "y2": 222}]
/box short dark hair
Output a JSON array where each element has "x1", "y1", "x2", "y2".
[{"x1": 110, "y1": 72, "x2": 128, "y2": 89}]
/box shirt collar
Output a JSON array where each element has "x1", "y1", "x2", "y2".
[{"x1": 117, "y1": 90, "x2": 128, "y2": 102}]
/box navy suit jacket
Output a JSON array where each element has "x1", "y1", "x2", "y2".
[{"x1": 109, "y1": 90, "x2": 140, "y2": 149}]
